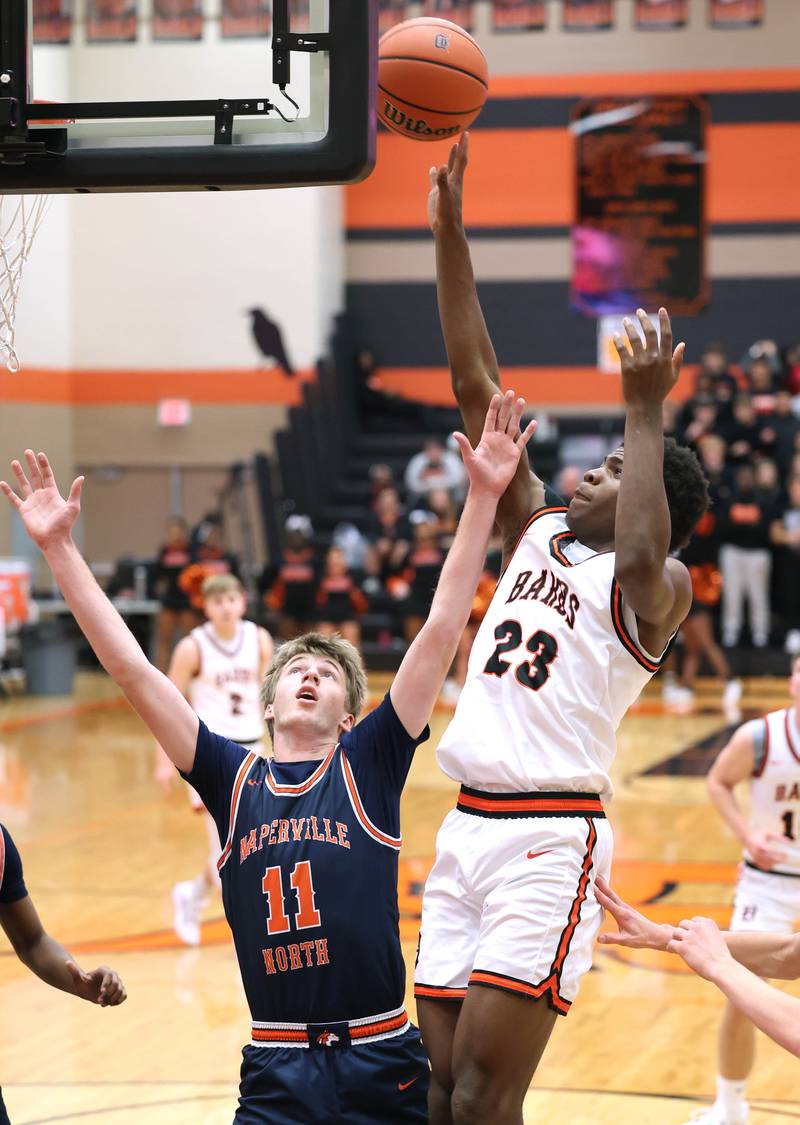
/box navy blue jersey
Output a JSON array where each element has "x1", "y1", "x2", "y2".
[
  {"x1": 182, "y1": 694, "x2": 427, "y2": 1028},
  {"x1": 0, "y1": 825, "x2": 27, "y2": 904}
]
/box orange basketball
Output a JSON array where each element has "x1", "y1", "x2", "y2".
[{"x1": 378, "y1": 17, "x2": 489, "y2": 142}]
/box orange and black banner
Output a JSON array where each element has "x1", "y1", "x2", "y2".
[
  {"x1": 492, "y1": 0, "x2": 547, "y2": 31},
  {"x1": 153, "y1": 0, "x2": 203, "y2": 41},
  {"x1": 86, "y1": 0, "x2": 137, "y2": 42},
  {"x1": 421, "y1": 0, "x2": 474, "y2": 31},
  {"x1": 378, "y1": 0, "x2": 410, "y2": 33},
  {"x1": 563, "y1": 0, "x2": 614, "y2": 30},
  {"x1": 33, "y1": 0, "x2": 72, "y2": 43},
  {"x1": 220, "y1": 0, "x2": 271, "y2": 38},
  {"x1": 635, "y1": 0, "x2": 688, "y2": 28},
  {"x1": 709, "y1": 0, "x2": 763, "y2": 27}
]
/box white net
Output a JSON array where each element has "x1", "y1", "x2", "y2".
[{"x1": 0, "y1": 195, "x2": 50, "y2": 373}]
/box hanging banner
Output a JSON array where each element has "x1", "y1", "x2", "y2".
[
  {"x1": 379, "y1": 1, "x2": 410, "y2": 33},
  {"x1": 709, "y1": 0, "x2": 764, "y2": 27},
  {"x1": 563, "y1": 1, "x2": 614, "y2": 30},
  {"x1": 153, "y1": 0, "x2": 203, "y2": 41},
  {"x1": 421, "y1": 0, "x2": 474, "y2": 31},
  {"x1": 221, "y1": 0, "x2": 271, "y2": 38},
  {"x1": 492, "y1": 1, "x2": 547, "y2": 31},
  {"x1": 635, "y1": 0, "x2": 688, "y2": 28},
  {"x1": 33, "y1": 0, "x2": 73, "y2": 43},
  {"x1": 86, "y1": 0, "x2": 137, "y2": 42}
]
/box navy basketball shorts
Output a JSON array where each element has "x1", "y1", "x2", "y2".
[
  {"x1": 0, "y1": 1087, "x2": 10, "y2": 1125},
  {"x1": 234, "y1": 1025, "x2": 429, "y2": 1124}
]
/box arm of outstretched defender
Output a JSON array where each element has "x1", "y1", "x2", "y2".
[
  {"x1": 154, "y1": 636, "x2": 201, "y2": 788},
  {"x1": 429, "y1": 133, "x2": 543, "y2": 544},
  {"x1": 612, "y1": 309, "x2": 692, "y2": 631},
  {"x1": 391, "y1": 393, "x2": 536, "y2": 739},
  {"x1": 0, "y1": 895, "x2": 126, "y2": 1005},
  {"x1": 0, "y1": 451, "x2": 199, "y2": 774}
]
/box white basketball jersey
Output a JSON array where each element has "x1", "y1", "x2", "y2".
[
  {"x1": 188, "y1": 620, "x2": 264, "y2": 743},
  {"x1": 745, "y1": 707, "x2": 800, "y2": 875},
  {"x1": 437, "y1": 507, "x2": 667, "y2": 801}
]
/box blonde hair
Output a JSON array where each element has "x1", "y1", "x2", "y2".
[
  {"x1": 261, "y1": 632, "x2": 368, "y2": 739},
  {"x1": 201, "y1": 573, "x2": 244, "y2": 600}
]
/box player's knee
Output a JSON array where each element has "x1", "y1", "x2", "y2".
[{"x1": 451, "y1": 1069, "x2": 519, "y2": 1125}]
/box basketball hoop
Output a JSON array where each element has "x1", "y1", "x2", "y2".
[{"x1": 0, "y1": 194, "x2": 49, "y2": 373}]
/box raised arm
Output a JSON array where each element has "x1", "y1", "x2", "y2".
[
  {"x1": 429, "y1": 133, "x2": 542, "y2": 544},
  {"x1": 1, "y1": 452, "x2": 199, "y2": 773},
  {"x1": 612, "y1": 309, "x2": 692, "y2": 643},
  {"x1": 706, "y1": 722, "x2": 787, "y2": 871},
  {"x1": 390, "y1": 392, "x2": 536, "y2": 738},
  {"x1": 0, "y1": 895, "x2": 125, "y2": 1006}
]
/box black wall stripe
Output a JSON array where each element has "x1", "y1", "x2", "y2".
[
  {"x1": 347, "y1": 221, "x2": 800, "y2": 241},
  {"x1": 346, "y1": 277, "x2": 800, "y2": 368}
]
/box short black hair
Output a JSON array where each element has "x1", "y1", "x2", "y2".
[{"x1": 663, "y1": 437, "x2": 710, "y2": 551}]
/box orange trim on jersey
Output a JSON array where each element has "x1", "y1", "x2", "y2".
[
  {"x1": 610, "y1": 580, "x2": 661, "y2": 673},
  {"x1": 217, "y1": 751, "x2": 260, "y2": 872},
  {"x1": 753, "y1": 715, "x2": 770, "y2": 778},
  {"x1": 550, "y1": 818, "x2": 597, "y2": 979},
  {"x1": 502, "y1": 506, "x2": 569, "y2": 575},
  {"x1": 340, "y1": 753, "x2": 402, "y2": 850},
  {"x1": 468, "y1": 969, "x2": 572, "y2": 1015},
  {"x1": 265, "y1": 749, "x2": 335, "y2": 796},
  {"x1": 414, "y1": 985, "x2": 468, "y2": 1001},
  {"x1": 457, "y1": 791, "x2": 604, "y2": 815},
  {"x1": 784, "y1": 710, "x2": 800, "y2": 766},
  {"x1": 549, "y1": 531, "x2": 574, "y2": 568}
]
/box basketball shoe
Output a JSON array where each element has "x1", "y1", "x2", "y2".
[
  {"x1": 686, "y1": 1103, "x2": 748, "y2": 1124},
  {"x1": 172, "y1": 879, "x2": 205, "y2": 946}
]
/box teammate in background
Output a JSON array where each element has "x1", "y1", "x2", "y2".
[
  {"x1": 674, "y1": 656, "x2": 800, "y2": 1125},
  {"x1": 2, "y1": 392, "x2": 535, "y2": 1123},
  {"x1": 595, "y1": 878, "x2": 800, "y2": 1064},
  {"x1": 154, "y1": 573, "x2": 273, "y2": 946},
  {"x1": 415, "y1": 132, "x2": 710, "y2": 1125},
  {"x1": 0, "y1": 823, "x2": 126, "y2": 1125}
]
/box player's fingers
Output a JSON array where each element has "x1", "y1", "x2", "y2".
[
  {"x1": 437, "y1": 165, "x2": 449, "y2": 192},
  {"x1": 612, "y1": 334, "x2": 630, "y2": 362},
  {"x1": 10, "y1": 459, "x2": 32, "y2": 497},
  {"x1": 483, "y1": 392, "x2": 501, "y2": 434},
  {"x1": 623, "y1": 317, "x2": 644, "y2": 356},
  {"x1": 636, "y1": 308, "x2": 658, "y2": 353},
  {"x1": 658, "y1": 307, "x2": 672, "y2": 356},
  {"x1": 672, "y1": 342, "x2": 686, "y2": 378},
  {"x1": 24, "y1": 449, "x2": 44, "y2": 490},
  {"x1": 429, "y1": 166, "x2": 437, "y2": 189},
  {"x1": 37, "y1": 451, "x2": 55, "y2": 488},
  {"x1": 516, "y1": 418, "x2": 537, "y2": 447},
  {"x1": 447, "y1": 141, "x2": 458, "y2": 174},
  {"x1": 507, "y1": 396, "x2": 525, "y2": 439},
  {"x1": 67, "y1": 476, "x2": 84, "y2": 508},
  {"x1": 496, "y1": 389, "x2": 515, "y2": 433},
  {"x1": 452, "y1": 432, "x2": 473, "y2": 464},
  {"x1": 0, "y1": 481, "x2": 23, "y2": 510}
]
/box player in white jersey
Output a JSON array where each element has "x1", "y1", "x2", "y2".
[
  {"x1": 677, "y1": 654, "x2": 800, "y2": 1125},
  {"x1": 154, "y1": 573, "x2": 273, "y2": 945},
  {"x1": 415, "y1": 132, "x2": 711, "y2": 1125}
]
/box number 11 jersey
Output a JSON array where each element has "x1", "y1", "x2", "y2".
[{"x1": 437, "y1": 507, "x2": 669, "y2": 801}]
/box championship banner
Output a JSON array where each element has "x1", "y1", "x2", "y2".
[
  {"x1": 563, "y1": 1, "x2": 614, "y2": 31},
  {"x1": 421, "y1": 0, "x2": 474, "y2": 31},
  {"x1": 86, "y1": 0, "x2": 137, "y2": 42},
  {"x1": 33, "y1": 0, "x2": 72, "y2": 44},
  {"x1": 492, "y1": 1, "x2": 547, "y2": 32},
  {"x1": 635, "y1": 0, "x2": 688, "y2": 28},
  {"x1": 153, "y1": 0, "x2": 203, "y2": 41},
  {"x1": 709, "y1": 0, "x2": 764, "y2": 27},
  {"x1": 379, "y1": 1, "x2": 410, "y2": 33},
  {"x1": 221, "y1": 0, "x2": 271, "y2": 39}
]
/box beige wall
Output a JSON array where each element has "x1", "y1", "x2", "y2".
[{"x1": 0, "y1": 404, "x2": 73, "y2": 557}]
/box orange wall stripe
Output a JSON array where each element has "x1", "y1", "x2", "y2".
[
  {"x1": 347, "y1": 124, "x2": 800, "y2": 230},
  {"x1": 488, "y1": 68, "x2": 800, "y2": 98},
  {"x1": 0, "y1": 367, "x2": 314, "y2": 406}
]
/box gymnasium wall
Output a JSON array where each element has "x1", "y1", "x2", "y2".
[{"x1": 346, "y1": 0, "x2": 800, "y2": 409}]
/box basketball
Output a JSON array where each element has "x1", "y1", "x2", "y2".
[{"x1": 378, "y1": 17, "x2": 489, "y2": 142}]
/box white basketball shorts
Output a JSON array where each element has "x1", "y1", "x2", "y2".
[
  {"x1": 415, "y1": 786, "x2": 613, "y2": 1016},
  {"x1": 730, "y1": 861, "x2": 800, "y2": 934}
]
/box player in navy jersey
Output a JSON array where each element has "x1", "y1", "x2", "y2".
[
  {"x1": 2, "y1": 391, "x2": 536, "y2": 1124},
  {"x1": 0, "y1": 823, "x2": 126, "y2": 1124}
]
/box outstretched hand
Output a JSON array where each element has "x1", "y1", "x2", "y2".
[
  {"x1": 595, "y1": 876, "x2": 675, "y2": 951},
  {"x1": 454, "y1": 390, "x2": 537, "y2": 499},
  {"x1": 0, "y1": 451, "x2": 84, "y2": 552},
  {"x1": 66, "y1": 961, "x2": 127, "y2": 1007},
  {"x1": 427, "y1": 131, "x2": 469, "y2": 234},
  {"x1": 666, "y1": 917, "x2": 734, "y2": 982},
  {"x1": 613, "y1": 308, "x2": 685, "y2": 409}
]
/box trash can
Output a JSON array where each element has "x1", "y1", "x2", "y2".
[{"x1": 19, "y1": 620, "x2": 77, "y2": 696}]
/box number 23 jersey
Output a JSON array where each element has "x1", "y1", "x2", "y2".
[{"x1": 437, "y1": 507, "x2": 669, "y2": 801}]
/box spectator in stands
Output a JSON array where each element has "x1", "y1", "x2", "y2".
[
  {"x1": 700, "y1": 340, "x2": 738, "y2": 402},
  {"x1": 368, "y1": 463, "x2": 396, "y2": 503},
  {"x1": 754, "y1": 458, "x2": 782, "y2": 510},
  {"x1": 696, "y1": 433, "x2": 733, "y2": 496},
  {"x1": 662, "y1": 398, "x2": 681, "y2": 441},
  {"x1": 720, "y1": 394, "x2": 765, "y2": 467},
  {"x1": 784, "y1": 341, "x2": 800, "y2": 397},
  {"x1": 364, "y1": 487, "x2": 411, "y2": 588},
  {"x1": 264, "y1": 515, "x2": 318, "y2": 639},
  {"x1": 771, "y1": 475, "x2": 800, "y2": 655},
  {"x1": 719, "y1": 464, "x2": 775, "y2": 648},
  {"x1": 426, "y1": 487, "x2": 459, "y2": 551},
  {"x1": 178, "y1": 517, "x2": 240, "y2": 613},
  {"x1": 747, "y1": 355, "x2": 779, "y2": 414},
  {"x1": 762, "y1": 390, "x2": 800, "y2": 474},
  {"x1": 404, "y1": 438, "x2": 466, "y2": 503},
  {"x1": 392, "y1": 514, "x2": 446, "y2": 646},
  {"x1": 154, "y1": 516, "x2": 194, "y2": 671},
  {"x1": 681, "y1": 396, "x2": 718, "y2": 452},
  {"x1": 315, "y1": 546, "x2": 368, "y2": 648},
  {"x1": 555, "y1": 464, "x2": 582, "y2": 503}
]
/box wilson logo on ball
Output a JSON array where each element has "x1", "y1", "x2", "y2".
[{"x1": 382, "y1": 101, "x2": 461, "y2": 139}]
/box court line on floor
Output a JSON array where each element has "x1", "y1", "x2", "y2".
[
  {"x1": 18, "y1": 1093, "x2": 232, "y2": 1125},
  {"x1": 0, "y1": 697, "x2": 127, "y2": 733}
]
